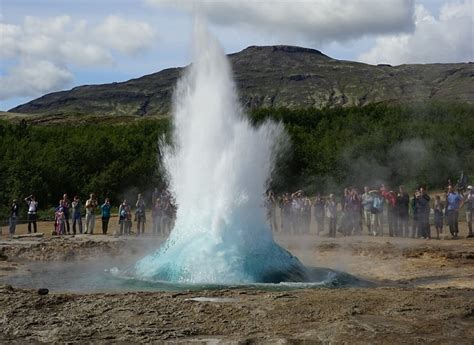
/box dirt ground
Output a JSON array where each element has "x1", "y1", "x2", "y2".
[{"x1": 0, "y1": 220, "x2": 473, "y2": 343}]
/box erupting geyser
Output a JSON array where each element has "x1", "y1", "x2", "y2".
[{"x1": 134, "y1": 19, "x2": 308, "y2": 284}]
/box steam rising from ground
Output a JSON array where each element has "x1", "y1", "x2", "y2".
[{"x1": 134, "y1": 19, "x2": 306, "y2": 284}]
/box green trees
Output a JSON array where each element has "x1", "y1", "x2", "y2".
[
  {"x1": 0, "y1": 118, "x2": 170, "y2": 220},
  {"x1": 0, "y1": 102, "x2": 472, "y2": 220},
  {"x1": 250, "y1": 103, "x2": 473, "y2": 193}
]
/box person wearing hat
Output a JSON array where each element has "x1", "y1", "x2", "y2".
[
  {"x1": 464, "y1": 185, "x2": 474, "y2": 238},
  {"x1": 9, "y1": 199, "x2": 19, "y2": 238}
]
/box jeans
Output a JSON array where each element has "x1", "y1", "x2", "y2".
[
  {"x1": 398, "y1": 215, "x2": 409, "y2": 237},
  {"x1": 72, "y1": 216, "x2": 82, "y2": 234},
  {"x1": 136, "y1": 216, "x2": 145, "y2": 235},
  {"x1": 102, "y1": 217, "x2": 110, "y2": 235},
  {"x1": 9, "y1": 217, "x2": 17, "y2": 236},
  {"x1": 315, "y1": 216, "x2": 324, "y2": 234},
  {"x1": 446, "y1": 209, "x2": 459, "y2": 237}
]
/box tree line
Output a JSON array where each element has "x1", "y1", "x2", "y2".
[{"x1": 1, "y1": 102, "x2": 472, "y2": 220}]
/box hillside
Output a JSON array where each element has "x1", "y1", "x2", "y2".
[{"x1": 9, "y1": 45, "x2": 474, "y2": 116}]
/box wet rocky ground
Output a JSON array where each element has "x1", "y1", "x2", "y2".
[
  {"x1": 0, "y1": 225, "x2": 473, "y2": 343},
  {"x1": 1, "y1": 285, "x2": 473, "y2": 344}
]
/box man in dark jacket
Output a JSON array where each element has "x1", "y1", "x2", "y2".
[
  {"x1": 397, "y1": 185, "x2": 410, "y2": 237},
  {"x1": 9, "y1": 199, "x2": 19, "y2": 238},
  {"x1": 416, "y1": 186, "x2": 431, "y2": 239}
]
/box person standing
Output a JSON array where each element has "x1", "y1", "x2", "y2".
[
  {"x1": 101, "y1": 198, "x2": 112, "y2": 235},
  {"x1": 151, "y1": 188, "x2": 160, "y2": 207},
  {"x1": 135, "y1": 193, "x2": 146, "y2": 236},
  {"x1": 290, "y1": 191, "x2": 303, "y2": 234},
  {"x1": 54, "y1": 200, "x2": 66, "y2": 235},
  {"x1": 347, "y1": 188, "x2": 362, "y2": 235},
  {"x1": 361, "y1": 186, "x2": 373, "y2": 235},
  {"x1": 445, "y1": 185, "x2": 462, "y2": 238},
  {"x1": 325, "y1": 194, "x2": 337, "y2": 237},
  {"x1": 24, "y1": 195, "x2": 38, "y2": 234},
  {"x1": 385, "y1": 190, "x2": 398, "y2": 237},
  {"x1": 61, "y1": 194, "x2": 71, "y2": 234},
  {"x1": 280, "y1": 194, "x2": 291, "y2": 234},
  {"x1": 118, "y1": 200, "x2": 128, "y2": 236},
  {"x1": 397, "y1": 186, "x2": 410, "y2": 237},
  {"x1": 433, "y1": 195, "x2": 444, "y2": 239},
  {"x1": 152, "y1": 198, "x2": 162, "y2": 236},
  {"x1": 265, "y1": 191, "x2": 279, "y2": 233},
  {"x1": 313, "y1": 193, "x2": 325, "y2": 235},
  {"x1": 371, "y1": 191, "x2": 384, "y2": 236},
  {"x1": 301, "y1": 196, "x2": 312, "y2": 234},
  {"x1": 125, "y1": 202, "x2": 133, "y2": 235},
  {"x1": 417, "y1": 187, "x2": 431, "y2": 239},
  {"x1": 411, "y1": 190, "x2": 420, "y2": 238},
  {"x1": 464, "y1": 185, "x2": 474, "y2": 238},
  {"x1": 84, "y1": 193, "x2": 98, "y2": 234},
  {"x1": 71, "y1": 196, "x2": 83, "y2": 235},
  {"x1": 9, "y1": 199, "x2": 19, "y2": 238}
]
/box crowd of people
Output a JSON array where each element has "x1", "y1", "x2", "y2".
[
  {"x1": 265, "y1": 183, "x2": 474, "y2": 240},
  {"x1": 4, "y1": 182, "x2": 474, "y2": 240},
  {"x1": 4, "y1": 188, "x2": 177, "y2": 238}
]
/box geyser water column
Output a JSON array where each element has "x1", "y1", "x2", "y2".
[{"x1": 134, "y1": 19, "x2": 308, "y2": 284}]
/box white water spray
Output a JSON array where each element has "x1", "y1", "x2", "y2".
[{"x1": 134, "y1": 19, "x2": 307, "y2": 284}]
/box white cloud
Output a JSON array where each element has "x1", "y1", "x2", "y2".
[
  {"x1": 0, "y1": 60, "x2": 73, "y2": 100},
  {"x1": 359, "y1": 1, "x2": 473, "y2": 65},
  {"x1": 146, "y1": 0, "x2": 416, "y2": 43},
  {"x1": 94, "y1": 15, "x2": 156, "y2": 55},
  {"x1": 0, "y1": 15, "x2": 156, "y2": 100}
]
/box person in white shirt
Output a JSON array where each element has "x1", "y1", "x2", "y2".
[
  {"x1": 24, "y1": 195, "x2": 38, "y2": 233},
  {"x1": 84, "y1": 193, "x2": 98, "y2": 234}
]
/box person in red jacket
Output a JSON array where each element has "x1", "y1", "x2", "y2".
[{"x1": 380, "y1": 185, "x2": 398, "y2": 237}]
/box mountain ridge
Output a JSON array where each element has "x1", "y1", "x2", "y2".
[{"x1": 9, "y1": 45, "x2": 473, "y2": 116}]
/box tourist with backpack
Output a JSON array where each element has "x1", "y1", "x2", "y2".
[{"x1": 371, "y1": 190, "x2": 384, "y2": 236}]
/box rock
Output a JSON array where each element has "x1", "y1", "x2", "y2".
[
  {"x1": 13, "y1": 233, "x2": 44, "y2": 239},
  {"x1": 37, "y1": 288, "x2": 49, "y2": 295},
  {"x1": 0, "y1": 284, "x2": 14, "y2": 292}
]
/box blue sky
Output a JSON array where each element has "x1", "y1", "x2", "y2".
[{"x1": 1, "y1": 0, "x2": 472, "y2": 110}]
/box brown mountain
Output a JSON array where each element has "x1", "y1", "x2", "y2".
[{"x1": 9, "y1": 45, "x2": 473, "y2": 116}]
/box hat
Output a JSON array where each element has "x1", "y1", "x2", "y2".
[{"x1": 468, "y1": 185, "x2": 472, "y2": 190}]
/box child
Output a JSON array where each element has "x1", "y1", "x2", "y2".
[
  {"x1": 433, "y1": 195, "x2": 444, "y2": 239},
  {"x1": 54, "y1": 200, "x2": 66, "y2": 235}
]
